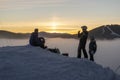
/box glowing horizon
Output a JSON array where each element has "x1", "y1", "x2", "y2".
[{"x1": 0, "y1": 24, "x2": 106, "y2": 34}]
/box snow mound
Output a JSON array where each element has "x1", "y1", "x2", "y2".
[{"x1": 0, "y1": 45, "x2": 120, "y2": 80}]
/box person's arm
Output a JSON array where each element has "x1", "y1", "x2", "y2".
[{"x1": 78, "y1": 31, "x2": 81, "y2": 38}]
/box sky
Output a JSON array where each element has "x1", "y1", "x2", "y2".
[{"x1": 0, "y1": 0, "x2": 120, "y2": 34}]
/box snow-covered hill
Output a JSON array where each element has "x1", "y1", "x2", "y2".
[
  {"x1": 0, "y1": 45, "x2": 120, "y2": 80},
  {"x1": 89, "y1": 24, "x2": 120, "y2": 39}
]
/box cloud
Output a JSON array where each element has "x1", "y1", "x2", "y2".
[{"x1": 0, "y1": 0, "x2": 69, "y2": 10}]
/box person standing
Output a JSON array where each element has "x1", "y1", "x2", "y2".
[
  {"x1": 89, "y1": 36, "x2": 97, "y2": 61},
  {"x1": 77, "y1": 26, "x2": 88, "y2": 58}
]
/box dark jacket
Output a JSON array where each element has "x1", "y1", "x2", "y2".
[
  {"x1": 29, "y1": 32, "x2": 39, "y2": 46},
  {"x1": 78, "y1": 31, "x2": 88, "y2": 47},
  {"x1": 89, "y1": 40, "x2": 97, "y2": 53}
]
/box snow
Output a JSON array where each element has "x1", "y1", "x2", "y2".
[
  {"x1": 106, "y1": 26, "x2": 120, "y2": 37},
  {"x1": 102, "y1": 27, "x2": 105, "y2": 34},
  {"x1": 102, "y1": 26, "x2": 120, "y2": 37},
  {"x1": 0, "y1": 45, "x2": 120, "y2": 80}
]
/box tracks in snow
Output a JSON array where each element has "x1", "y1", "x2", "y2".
[{"x1": 102, "y1": 26, "x2": 120, "y2": 37}]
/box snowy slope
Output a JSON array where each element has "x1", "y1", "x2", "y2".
[
  {"x1": 0, "y1": 45, "x2": 120, "y2": 80},
  {"x1": 89, "y1": 25, "x2": 120, "y2": 39},
  {"x1": 106, "y1": 26, "x2": 120, "y2": 37}
]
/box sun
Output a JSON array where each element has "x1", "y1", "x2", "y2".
[{"x1": 51, "y1": 22, "x2": 58, "y2": 29}]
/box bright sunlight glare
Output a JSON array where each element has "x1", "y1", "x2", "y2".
[{"x1": 51, "y1": 22, "x2": 59, "y2": 29}]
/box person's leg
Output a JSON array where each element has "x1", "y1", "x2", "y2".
[
  {"x1": 83, "y1": 48, "x2": 88, "y2": 58},
  {"x1": 77, "y1": 46, "x2": 82, "y2": 58},
  {"x1": 40, "y1": 38, "x2": 47, "y2": 49},
  {"x1": 39, "y1": 43, "x2": 47, "y2": 49},
  {"x1": 39, "y1": 43, "x2": 44, "y2": 48},
  {"x1": 37, "y1": 38, "x2": 47, "y2": 49},
  {"x1": 90, "y1": 53, "x2": 94, "y2": 61}
]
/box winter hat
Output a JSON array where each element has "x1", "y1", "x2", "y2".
[
  {"x1": 34, "y1": 28, "x2": 38, "y2": 32},
  {"x1": 81, "y1": 26, "x2": 87, "y2": 30}
]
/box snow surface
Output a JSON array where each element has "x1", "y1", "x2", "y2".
[
  {"x1": 102, "y1": 26, "x2": 120, "y2": 37},
  {"x1": 0, "y1": 45, "x2": 120, "y2": 80},
  {"x1": 102, "y1": 27, "x2": 105, "y2": 34},
  {"x1": 106, "y1": 26, "x2": 120, "y2": 37}
]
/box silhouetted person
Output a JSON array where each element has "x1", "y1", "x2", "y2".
[
  {"x1": 29, "y1": 28, "x2": 47, "y2": 49},
  {"x1": 77, "y1": 26, "x2": 88, "y2": 58},
  {"x1": 89, "y1": 36, "x2": 97, "y2": 61}
]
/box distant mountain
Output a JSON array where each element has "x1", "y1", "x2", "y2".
[
  {"x1": 89, "y1": 24, "x2": 120, "y2": 40},
  {"x1": 0, "y1": 24, "x2": 120, "y2": 39},
  {"x1": 38, "y1": 32, "x2": 76, "y2": 39},
  {"x1": 0, "y1": 30, "x2": 30, "y2": 39},
  {"x1": 0, "y1": 30, "x2": 76, "y2": 39}
]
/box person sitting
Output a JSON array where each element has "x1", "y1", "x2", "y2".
[
  {"x1": 89, "y1": 36, "x2": 97, "y2": 61},
  {"x1": 29, "y1": 28, "x2": 47, "y2": 49}
]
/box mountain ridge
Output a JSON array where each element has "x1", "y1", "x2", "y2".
[
  {"x1": 0, "y1": 24, "x2": 120, "y2": 40},
  {"x1": 89, "y1": 24, "x2": 120, "y2": 39}
]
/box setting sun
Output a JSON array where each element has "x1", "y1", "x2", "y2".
[{"x1": 50, "y1": 22, "x2": 59, "y2": 30}]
